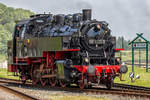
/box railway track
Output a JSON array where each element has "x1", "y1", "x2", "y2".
[
  {"x1": 36, "y1": 86, "x2": 150, "y2": 98},
  {"x1": 0, "y1": 83, "x2": 38, "y2": 100},
  {"x1": 114, "y1": 83, "x2": 150, "y2": 91},
  {"x1": 82, "y1": 88, "x2": 150, "y2": 98},
  {"x1": 0, "y1": 78, "x2": 150, "y2": 99}
]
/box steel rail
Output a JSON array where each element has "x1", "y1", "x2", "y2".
[
  {"x1": 0, "y1": 78, "x2": 150, "y2": 98},
  {"x1": 114, "y1": 83, "x2": 150, "y2": 91},
  {"x1": 0, "y1": 84, "x2": 39, "y2": 100}
]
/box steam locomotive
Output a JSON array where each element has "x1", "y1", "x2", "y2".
[{"x1": 7, "y1": 9, "x2": 128, "y2": 89}]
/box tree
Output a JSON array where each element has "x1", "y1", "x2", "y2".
[
  {"x1": 116, "y1": 36, "x2": 130, "y2": 50},
  {"x1": 0, "y1": 3, "x2": 34, "y2": 55}
]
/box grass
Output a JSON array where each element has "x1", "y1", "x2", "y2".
[
  {"x1": 116, "y1": 50, "x2": 150, "y2": 63},
  {"x1": 48, "y1": 95, "x2": 108, "y2": 100},
  {"x1": 114, "y1": 50, "x2": 150, "y2": 87},
  {"x1": 0, "y1": 68, "x2": 19, "y2": 80},
  {"x1": 114, "y1": 65, "x2": 150, "y2": 87}
]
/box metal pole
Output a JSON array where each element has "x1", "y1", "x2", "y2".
[
  {"x1": 132, "y1": 43, "x2": 134, "y2": 72},
  {"x1": 139, "y1": 49, "x2": 141, "y2": 67},
  {"x1": 121, "y1": 37, "x2": 124, "y2": 60},
  {"x1": 120, "y1": 51, "x2": 122, "y2": 60},
  {"x1": 122, "y1": 37, "x2": 124, "y2": 49},
  {"x1": 146, "y1": 43, "x2": 148, "y2": 72}
]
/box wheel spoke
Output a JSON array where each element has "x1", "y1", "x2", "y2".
[
  {"x1": 40, "y1": 78, "x2": 48, "y2": 86},
  {"x1": 32, "y1": 70, "x2": 39, "y2": 85},
  {"x1": 78, "y1": 73, "x2": 85, "y2": 89},
  {"x1": 49, "y1": 78, "x2": 56, "y2": 87},
  {"x1": 59, "y1": 80, "x2": 66, "y2": 88}
]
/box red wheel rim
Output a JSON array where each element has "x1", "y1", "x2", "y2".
[
  {"x1": 40, "y1": 67, "x2": 48, "y2": 86},
  {"x1": 78, "y1": 74, "x2": 85, "y2": 89},
  {"x1": 32, "y1": 70, "x2": 39, "y2": 85},
  {"x1": 49, "y1": 78, "x2": 56, "y2": 87},
  {"x1": 79, "y1": 80, "x2": 84, "y2": 89},
  {"x1": 49, "y1": 68, "x2": 56, "y2": 87},
  {"x1": 32, "y1": 79, "x2": 38, "y2": 85},
  {"x1": 59, "y1": 80, "x2": 66, "y2": 88},
  {"x1": 40, "y1": 78, "x2": 47, "y2": 86}
]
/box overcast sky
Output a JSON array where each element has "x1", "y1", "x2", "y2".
[{"x1": 1, "y1": 0, "x2": 150, "y2": 40}]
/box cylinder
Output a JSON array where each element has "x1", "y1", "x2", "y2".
[
  {"x1": 82, "y1": 9, "x2": 92, "y2": 21},
  {"x1": 55, "y1": 14, "x2": 65, "y2": 25}
]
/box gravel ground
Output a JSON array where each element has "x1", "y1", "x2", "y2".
[
  {"x1": 3, "y1": 84, "x2": 150, "y2": 100},
  {"x1": 0, "y1": 87, "x2": 25, "y2": 100}
]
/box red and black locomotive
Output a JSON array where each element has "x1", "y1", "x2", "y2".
[{"x1": 7, "y1": 9, "x2": 127, "y2": 89}]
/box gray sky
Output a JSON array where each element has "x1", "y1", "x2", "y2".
[{"x1": 1, "y1": 0, "x2": 150, "y2": 40}]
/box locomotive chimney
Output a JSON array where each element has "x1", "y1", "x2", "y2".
[{"x1": 82, "y1": 9, "x2": 92, "y2": 21}]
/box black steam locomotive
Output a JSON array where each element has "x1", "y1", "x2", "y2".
[{"x1": 7, "y1": 9, "x2": 127, "y2": 89}]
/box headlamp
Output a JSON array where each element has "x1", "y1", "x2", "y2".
[
  {"x1": 96, "y1": 24, "x2": 101, "y2": 29},
  {"x1": 85, "y1": 57, "x2": 89, "y2": 63}
]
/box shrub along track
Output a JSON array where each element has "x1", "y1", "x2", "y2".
[{"x1": 0, "y1": 78, "x2": 150, "y2": 99}]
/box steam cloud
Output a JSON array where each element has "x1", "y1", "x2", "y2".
[{"x1": 1, "y1": 0, "x2": 150, "y2": 40}]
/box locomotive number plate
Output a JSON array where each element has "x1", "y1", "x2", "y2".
[{"x1": 89, "y1": 39, "x2": 105, "y2": 44}]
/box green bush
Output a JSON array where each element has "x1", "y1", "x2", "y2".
[{"x1": 0, "y1": 3, "x2": 33, "y2": 56}]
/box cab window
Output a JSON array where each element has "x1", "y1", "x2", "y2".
[{"x1": 15, "y1": 24, "x2": 26, "y2": 39}]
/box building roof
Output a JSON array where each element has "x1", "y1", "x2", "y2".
[{"x1": 129, "y1": 33, "x2": 150, "y2": 45}]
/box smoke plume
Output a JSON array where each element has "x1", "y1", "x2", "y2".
[{"x1": 1, "y1": 0, "x2": 150, "y2": 40}]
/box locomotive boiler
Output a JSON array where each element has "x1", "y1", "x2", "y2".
[{"x1": 7, "y1": 9, "x2": 128, "y2": 89}]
